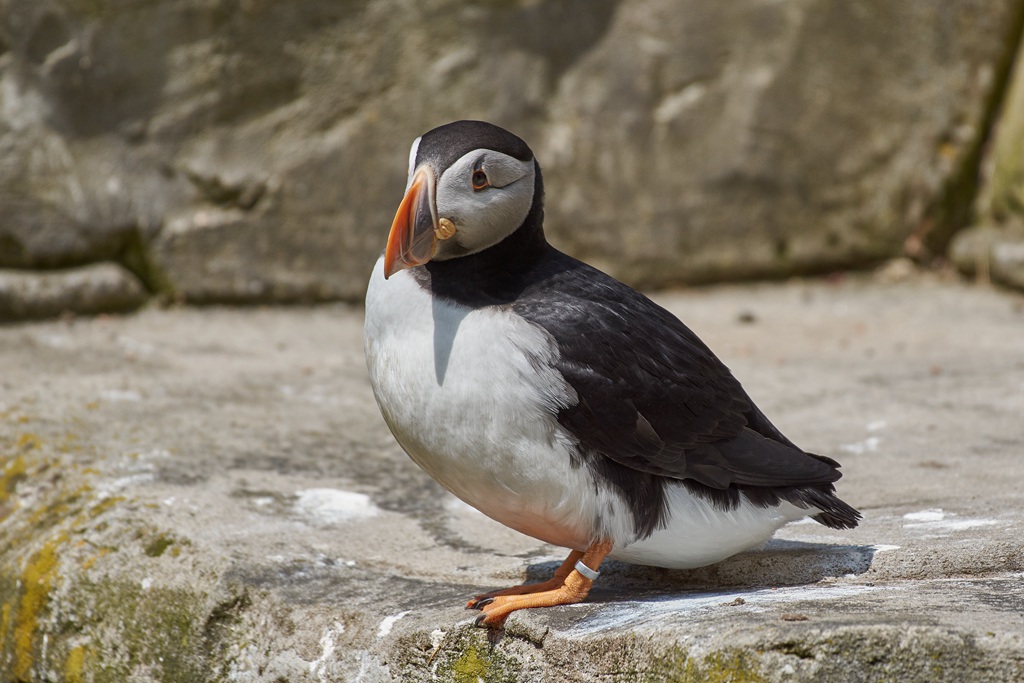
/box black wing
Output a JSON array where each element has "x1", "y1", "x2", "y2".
[{"x1": 513, "y1": 255, "x2": 842, "y2": 491}]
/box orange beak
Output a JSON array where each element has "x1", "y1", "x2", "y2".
[{"x1": 384, "y1": 167, "x2": 438, "y2": 279}]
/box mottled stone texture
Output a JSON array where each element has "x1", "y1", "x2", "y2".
[
  {"x1": 0, "y1": 0, "x2": 1023, "y2": 314},
  {"x1": 952, "y1": 19, "x2": 1024, "y2": 291},
  {"x1": 0, "y1": 263, "x2": 147, "y2": 321}
]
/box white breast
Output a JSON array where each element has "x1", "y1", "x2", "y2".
[{"x1": 364, "y1": 258, "x2": 617, "y2": 549}]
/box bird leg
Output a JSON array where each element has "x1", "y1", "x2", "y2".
[
  {"x1": 466, "y1": 550, "x2": 583, "y2": 608},
  {"x1": 469, "y1": 540, "x2": 612, "y2": 627}
]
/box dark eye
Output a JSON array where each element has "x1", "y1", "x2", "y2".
[{"x1": 471, "y1": 163, "x2": 489, "y2": 191}]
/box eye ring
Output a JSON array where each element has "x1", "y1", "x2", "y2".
[{"x1": 471, "y1": 162, "x2": 489, "y2": 191}]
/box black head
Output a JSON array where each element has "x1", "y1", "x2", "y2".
[
  {"x1": 383, "y1": 120, "x2": 545, "y2": 278},
  {"x1": 414, "y1": 120, "x2": 534, "y2": 173}
]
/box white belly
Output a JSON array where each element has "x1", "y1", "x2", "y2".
[
  {"x1": 608, "y1": 491, "x2": 806, "y2": 568},
  {"x1": 365, "y1": 258, "x2": 810, "y2": 566}
]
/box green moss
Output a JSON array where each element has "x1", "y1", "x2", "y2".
[
  {"x1": 646, "y1": 646, "x2": 765, "y2": 683},
  {"x1": 118, "y1": 227, "x2": 175, "y2": 299},
  {"x1": 451, "y1": 647, "x2": 488, "y2": 681},
  {"x1": 144, "y1": 534, "x2": 175, "y2": 558},
  {"x1": 769, "y1": 639, "x2": 816, "y2": 660},
  {"x1": 79, "y1": 581, "x2": 205, "y2": 681},
  {"x1": 645, "y1": 647, "x2": 691, "y2": 681},
  {"x1": 694, "y1": 650, "x2": 765, "y2": 683},
  {"x1": 433, "y1": 629, "x2": 524, "y2": 683}
]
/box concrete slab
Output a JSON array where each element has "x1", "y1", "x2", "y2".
[{"x1": 1, "y1": 270, "x2": 1022, "y2": 682}]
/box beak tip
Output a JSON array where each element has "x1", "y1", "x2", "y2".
[{"x1": 382, "y1": 257, "x2": 402, "y2": 280}]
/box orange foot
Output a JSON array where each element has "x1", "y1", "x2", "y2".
[{"x1": 467, "y1": 541, "x2": 612, "y2": 628}]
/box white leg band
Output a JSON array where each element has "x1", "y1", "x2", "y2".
[{"x1": 574, "y1": 559, "x2": 600, "y2": 581}]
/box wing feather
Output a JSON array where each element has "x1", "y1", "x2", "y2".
[{"x1": 513, "y1": 259, "x2": 840, "y2": 490}]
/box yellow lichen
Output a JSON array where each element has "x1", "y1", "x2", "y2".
[
  {"x1": 65, "y1": 644, "x2": 87, "y2": 683},
  {"x1": 15, "y1": 433, "x2": 42, "y2": 452},
  {"x1": 57, "y1": 433, "x2": 81, "y2": 454},
  {"x1": 0, "y1": 455, "x2": 28, "y2": 522},
  {"x1": 13, "y1": 532, "x2": 68, "y2": 680},
  {"x1": 1, "y1": 455, "x2": 28, "y2": 502},
  {"x1": 0, "y1": 603, "x2": 11, "y2": 650},
  {"x1": 81, "y1": 548, "x2": 112, "y2": 571},
  {"x1": 89, "y1": 495, "x2": 123, "y2": 517}
]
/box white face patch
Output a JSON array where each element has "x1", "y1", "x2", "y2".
[
  {"x1": 432, "y1": 149, "x2": 536, "y2": 259},
  {"x1": 405, "y1": 136, "x2": 422, "y2": 192}
]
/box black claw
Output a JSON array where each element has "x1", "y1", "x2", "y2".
[
  {"x1": 474, "y1": 613, "x2": 487, "y2": 628},
  {"x1": 473, "y1": 597, "x2": 494, "y2": 610}
]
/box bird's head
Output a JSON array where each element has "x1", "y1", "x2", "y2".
[{"x1": 383, "y1": 120, "x2": 540, "y2": 279}]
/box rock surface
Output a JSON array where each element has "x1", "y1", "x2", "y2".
[
  {"x1": 1, "y1": 0, "x2": 1023, "y2": 312},
  {"x1": 956, "y1": 22, "x2": 1024, "y2": 292},
  {"x1": 0, "y1": 262, "x2": 148, "y2": 321},
  {"x1": 1, "y1": 272, "x2": 1022, "y2": 681},
  {"x1": 949, "y1": 222, "x2": 1024, "y2": 290},
  {"x1": 978, "y1": 17, "x2": 1024, "y2": 225}
]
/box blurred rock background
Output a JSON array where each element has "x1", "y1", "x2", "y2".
[{"x1": 1, "y1": 0, "x2": 1024, "y2": 321}]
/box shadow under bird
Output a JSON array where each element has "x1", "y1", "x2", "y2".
[{"x1": 363, "y1": 120, "x2": 860, "y2": 627}]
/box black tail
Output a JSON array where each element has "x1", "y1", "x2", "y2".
[
  {"x1": 801, "y1": 486, "x2": 861, "y2": 529},
  {"x1": 684, "y1": 479, "x2": 861, "y2": 529}
]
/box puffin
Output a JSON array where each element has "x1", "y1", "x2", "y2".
[{"x1": 364, "y1": 120, "x2": 860, "y2": 627}]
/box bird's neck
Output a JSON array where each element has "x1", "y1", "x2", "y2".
[
  {"x1": 419, "y1": 164, "x2": 549, "y2": 306},
  {"x1": 421, "y1": 207, "x2": 548, "y2": 306}
]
